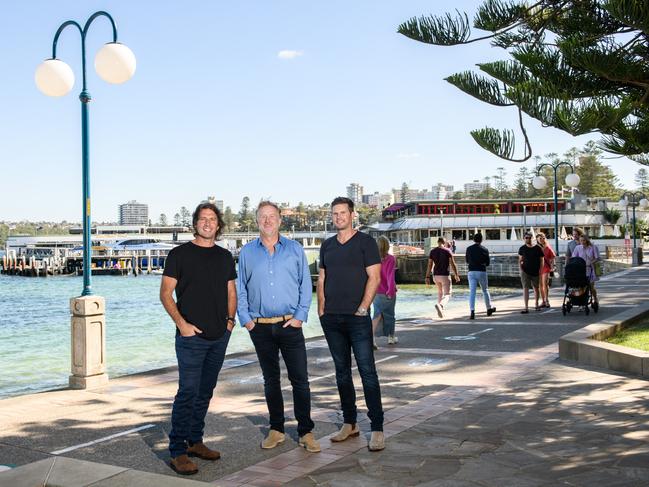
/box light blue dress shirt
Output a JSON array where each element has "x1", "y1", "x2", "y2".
[{"x1": 237, "y1": 235, "x2": 312, "y2": 326}]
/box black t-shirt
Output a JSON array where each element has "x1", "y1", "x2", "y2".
[
  {"x1": 518, "y1": 244, "x2": 544, "y2": 276},
  {"x1": 429, "y1": 247, "x2": 452, "y2": 276},
  {"x1": 320, "y1": 231, "x2": 381, "y2": 314},
  {"x1": 163, "y1": 242, "x2": 237, "y2": 340},
  {"x1": 466, "y1": 244, "x2": 490, "y2": 272}
]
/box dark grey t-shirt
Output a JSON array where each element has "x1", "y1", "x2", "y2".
[{"x1": 320, "y1": 232, "x2": 381, "y2": 314}]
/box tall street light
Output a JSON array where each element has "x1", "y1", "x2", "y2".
[
  {"x1": 618, "y1": 192, "x2": 649, "y2": 265},
  {"x1": 531, "y1": 162, "x2": 580, "y2": 255},
  {"x1": 35, "y1": 11, "x2": 136, "y2": 296},
  {"x1": 35, "y1": 11, "x2": 135, "y2": 389}
]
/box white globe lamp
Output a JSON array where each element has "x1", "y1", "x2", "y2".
[
  {"x1": 94, "y1": 43, "x2": 136, "y2": 84},
  {"x1": 35, "y1": 59, "x2": 75, "y2": 97},
  {"x1": 532, "y1": 175, "x2": 547, "y2": 190},
  {"x1": 619, "y1": 198, "x2": 629, "y2": 208},
  {"x1": 565, "y1": 173, "x2": 580, "y2": 187},
  {"x1": 640, "y1": 198, "x2": 649, "y2": 209}
]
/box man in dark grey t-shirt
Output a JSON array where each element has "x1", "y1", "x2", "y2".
[{"x1": 317, "y1": 196, "x2": 385, "y2": 451}]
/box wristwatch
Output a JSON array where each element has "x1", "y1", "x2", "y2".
[{"x1": 226, "y1": 316, "x2": 235, "y2": 323}]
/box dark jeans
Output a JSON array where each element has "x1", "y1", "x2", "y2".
[
  {"x1": 249, "y1": 322, "x2": 314, "y2": 436},
  {"x1": 320, "y1": 313, "x2": 384, "y2": 431},
  {"x1": 169, "y1": 331, "x2": 231, "y2": 458}
]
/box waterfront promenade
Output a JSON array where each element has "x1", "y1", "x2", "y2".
[{"x1": 2, "y1": 267, "x2": 649, "y2": 486}]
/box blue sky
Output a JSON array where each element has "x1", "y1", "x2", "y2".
[{"x1": 0, "y1": 0, "x2": 640, "y2": 222}]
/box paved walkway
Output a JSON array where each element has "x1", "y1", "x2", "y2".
[{"x1": 1, "y1": 267, "x2": 649, "y2": 486}]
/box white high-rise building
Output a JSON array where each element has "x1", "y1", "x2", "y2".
[
  {"x1": 464, "y1": 180, "x2": 488, "y2": 195},
  {"x1": 118, "y1": 200, "x2": 148, "y2": 225},
  {"x1": 346, "y1": 183, "x2": 364, "y2": 204},
  {"x1": 432, "y1": 183, "x2": 455, "y2": 200}
]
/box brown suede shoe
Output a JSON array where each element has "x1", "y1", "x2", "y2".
[
  {"x1": 169, "y1": 454, "x2": 198, "y2": 475},
  {"x1": 187, "y1": 441, "x2": 221, "y2": 460}
]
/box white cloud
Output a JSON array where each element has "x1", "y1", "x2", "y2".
[
  {"x1": 277, "y1": 50, "x2": 304, "y2": 60},
  {"x1": 397, "y1": 153, "x2": 421, "y2": 159}
]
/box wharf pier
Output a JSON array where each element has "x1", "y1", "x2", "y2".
[{"x1": 1, "y1": 251, "x2": 168, "y2": 277}]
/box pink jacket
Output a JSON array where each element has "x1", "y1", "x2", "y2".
[{"x1": 377, "y1": 254, "x2": 397, "y2": 298}]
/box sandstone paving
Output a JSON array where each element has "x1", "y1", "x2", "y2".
[{"x1": 3, "y1": 268, "x2": 649, "y2": 485}]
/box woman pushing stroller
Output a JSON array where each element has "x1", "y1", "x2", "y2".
[{"x1": 571, "y1": 234, "x2": 601, "y2": 307}]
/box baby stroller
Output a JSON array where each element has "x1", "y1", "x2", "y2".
[{"x1": 562, "y1": 257, "x2": 598, "y2": 316}]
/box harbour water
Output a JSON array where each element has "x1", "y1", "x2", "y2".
[{"x1": 0, "y1": 274, "x2": 511, "y2": 399}]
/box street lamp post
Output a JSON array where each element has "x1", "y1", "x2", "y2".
[
  {"x1": 35, "y1": 11, "x2": 136, "y2": 296},
  {"x1": 532, "y1": 162, "x2": 580, "y2": 256},
  {"x1": 36, "y1": 11, "x2": 135, "y2": 389},
  {"x1": 618, "y1": 192, "x2": 649, "y2": 265}
]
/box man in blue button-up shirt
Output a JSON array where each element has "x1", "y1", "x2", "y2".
[{"x1": 237, "y1": 201, "x2": 320, "y2": 453}]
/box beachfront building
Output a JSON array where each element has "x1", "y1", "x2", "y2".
[
  {"x1": 118, "y1": 200, "x2": 148, "y2": 225},
  {"x1": 370, "y1": 196, "x2": 641, "y2": 254}
]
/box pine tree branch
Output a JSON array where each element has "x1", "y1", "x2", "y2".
[
  {"x1": 445, "y1": 71, "x2": 514, "y2": 106},
  {"x1": 470, "y1": 106, "x2": 532, "y2": 162}
]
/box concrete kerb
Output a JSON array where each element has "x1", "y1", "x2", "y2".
[{"x1": 559, "y1": 302, "x2": 649, "y2": 377}]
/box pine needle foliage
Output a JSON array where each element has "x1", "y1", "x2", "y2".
[{"x1": 397, "y1": 0, "x2": 649, "y2": 164}]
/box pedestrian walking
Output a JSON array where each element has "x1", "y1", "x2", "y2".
[
  {"x1": 371, "y1": 236, "x2": 397, "y2": 348},
  {"x1": 317, "y1": 196, "x2": 385, "y2": 451},
  {"x1": 518, "y1": 232, "x2": 544, "y2": 313},
  {"x1": 160, "y1": 202, "x2": 237, "y2": 475},
  {"x1": 572, "y1": 234, "x2": 601, "y2": 306},
  {"x1": 237, "y1": 201, "x2": 320, "y2": 453},
  {"x1": 425, "y1": 237, "x2": 460, "y2": 318},
  {"x1": 465, "y1": 233, "x2": 496, "y2": 320},
  {"x1": 536, "y1": 233, "x2": 556, "y2": 308}
]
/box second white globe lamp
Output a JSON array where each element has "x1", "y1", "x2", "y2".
[
  {"x1": 94, "y1": 42, "x2": 136, "y2": 84},
  {"x1": 565, "y1": 172, "x2": 580, "y2": 187}
]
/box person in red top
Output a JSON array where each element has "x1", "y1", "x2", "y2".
[
  {"x1": 425, "y1": 237, "x2": 460, "y2": 318},
  {"x1": 536, "y1": 233, "x2": 556, "y2": 308},
  {"x1": 372, "y1": 236, "x2": 398, "y2": 347}
]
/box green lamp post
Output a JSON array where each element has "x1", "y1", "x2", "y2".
[
  {"x1": 618, "y1": 192, "x2": 649, "y2": 265},
  {"x1": 35, "y1": 11, "x2": 136, "y2": 296},
  {"x1": 532, "y1": 162, "x2": 580, "y2": 254}
]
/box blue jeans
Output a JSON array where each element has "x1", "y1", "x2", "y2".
[
  {"x1": 468, "y1": 271, "x2": 493, "y2": 312},
  {"x1": 372, "y1": 294, "x2": 396, "y2": 336},
  {"x1": 249, "y1": 322, "x2": 314, "y2": 436},
  {"x1": 320, "y1": 313, "x2": 384, "y2": 431},
  {"x1": 169, "y1": 331, "x2": 231, "y2": 458}
]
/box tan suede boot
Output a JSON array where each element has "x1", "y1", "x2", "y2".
[
  {"x1": 261, "y1": 429, "x2": 286, "y2": 449},
  {"x1": 330, "y1": 423, "x2": 360, "y2": 442},
  {"x1": 298, "y1": 432, "x2": 321, "y2": 453}
]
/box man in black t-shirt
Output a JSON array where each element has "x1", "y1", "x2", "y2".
[
  {"x1": 425, "y1": 237, "x2": 460, "y2": 318},
  {"x1": 160, "y1": 203, "x2": 237, "y2": 475},
  {"x1": 317, "y1": 197, "x2": 385, "y2": 452},
  {"x1": 518, "y1": 232, "x2": 545, "y2": 313}
]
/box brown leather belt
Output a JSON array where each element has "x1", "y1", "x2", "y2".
[{"x1": 254, "y1": 314, "x2": 293, "y2": 325}]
